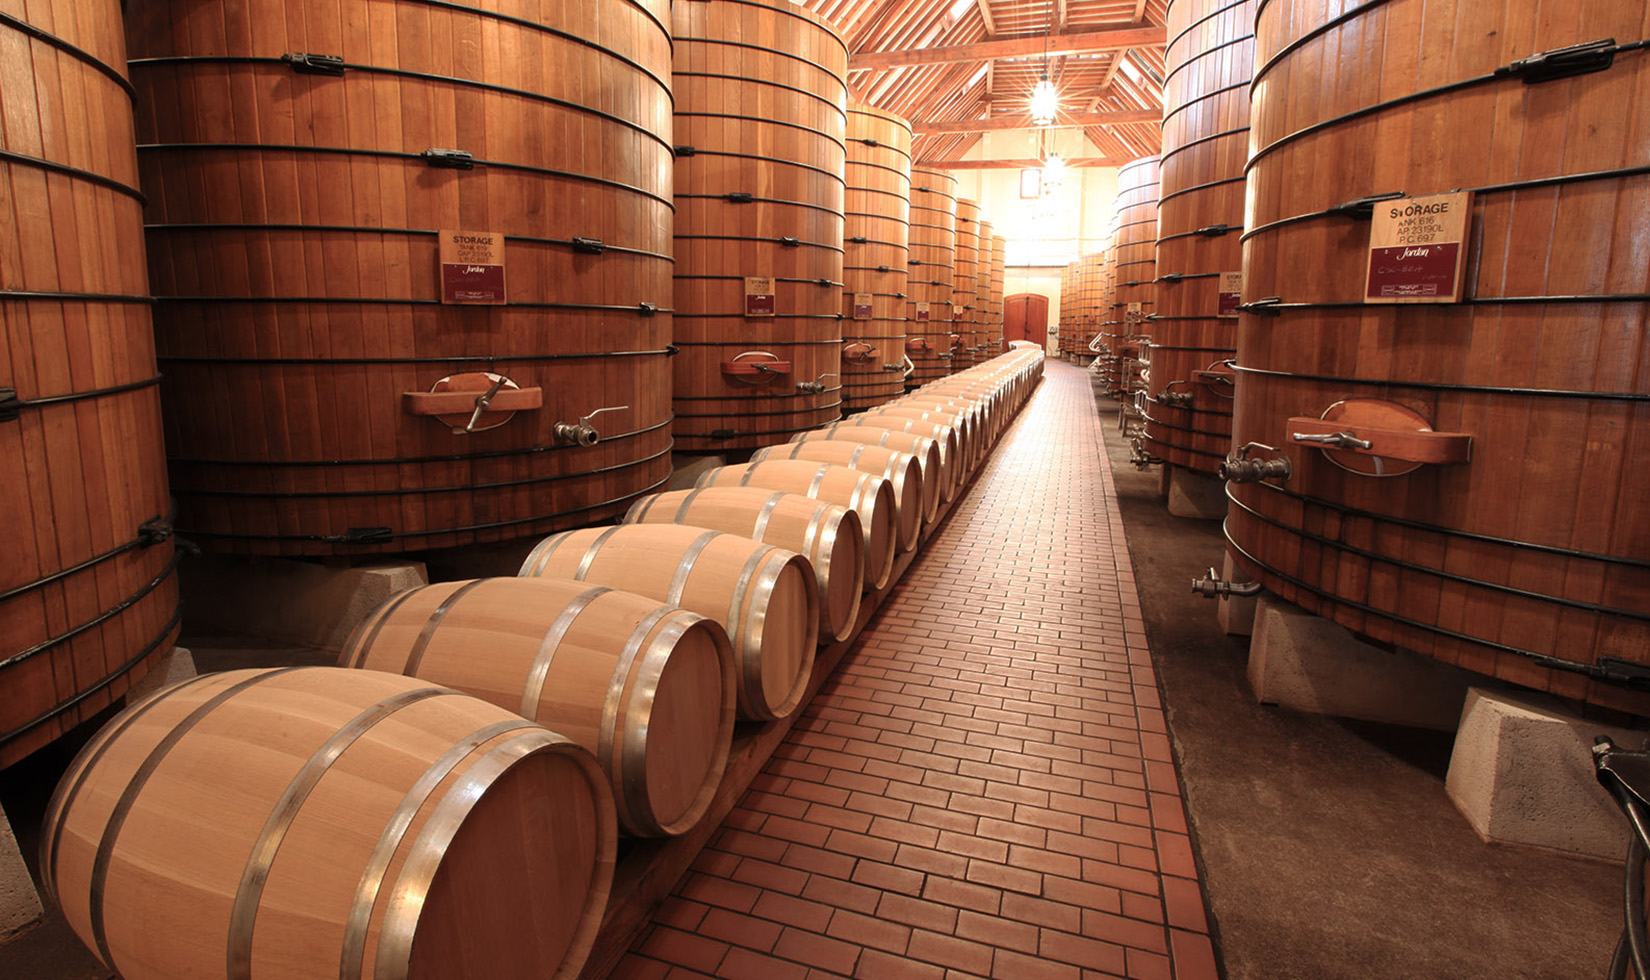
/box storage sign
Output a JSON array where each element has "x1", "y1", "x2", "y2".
[
  {"x1": 1218, "y1": 271, "x2": 1242, "y2": 318},
  {"x1": 744, "y1": 276, "x2": 776, "y2": 317},
  {"x1": 853, "y1": 293, "x2": 873, "y2": 319},
  {"x1": 439, "y1": 230, "x2": 506, "y2": 304},
  {"x1": 1365, "y1": 192, "x2": 1471, "y2": 303}
]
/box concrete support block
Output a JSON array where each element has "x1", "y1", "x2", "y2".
[
  {"x1": 181, "y1": 558, "x2": 428, "y2": 653},
  {"x1": 0, "y1": 808, "x2": 42, "y2": 945},
  {"x1": 1158, "y1": 462, "x2": 1172, "y2": 501},
  {"x1": 128, "y1": 646, "x2": 197, "y2": 700},
  {"x1": 667, "y1": 454, "x2": 726, "y2": 491},
  {"x1": 1248, "y1": 595, "x2": 1474, "y2": 731},
  {"x1": 1166, "y1": 466, "x2": 1226, "y2": 520},
  {"x1": 1216, "y1": 552, "x2": 1258, "y2": 637},
  {"x1": 1446, "y1": 687, "x2": 1638, "y2": 861}
]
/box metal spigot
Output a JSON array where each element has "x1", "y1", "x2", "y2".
[
  {"x1": 553, "y1": 404, "x2": 629, "y2": 447},
  {"x1": 883, "y1": 362, "x2": 903, "y2": 372},
  {"x1": 1158, "y1": 384, "x2": 1194, "y2": 407},
  {"x1": 1128, "y1": 436, "x2": 1160, "y2": 470},
  {"x1": 1220, "y1": 442, "x2": 1292, "y2": 483},
  {"x1": 796, "y1": 372, "x2": 838, "y2": 395},
  {"x1": 1191, "y1": 567, "x2": 1264, "y2": 599},
  {"x1": 1293, "y1": 430, "x2": 1373, "y2": 451}
]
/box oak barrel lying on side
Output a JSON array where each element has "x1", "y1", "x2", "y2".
[
  {"x1": 750, "y1": 442, "x2": 926, "y2": 550},
  {"x1": 521, "y1": 524, "x2": 818, "y2": 721},
  {"x1": 0, "y1": 0, "x2": 181, "y2": 768},
  {"x1": 42, "y1": 667, "x2": 614, "y2": 980},
  {"x1": 342, "y1": 578, "x2": 734, "y2": 836},
  {"x1": 127, "y1": 0, "x2": 676, "y2": 554},
  {"x1": 625, "y1": 488, "x2": 864, "y2": 643}
]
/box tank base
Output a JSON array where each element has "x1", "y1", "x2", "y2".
[
  {"x1": 128, "y1": 646, "x2": 197, "y2": 700},
  {"x1": 1248, "y1": 595, "x2": 1473, "y2": 731},
  {"x1": 1166, "y1": 465, "x2": 1226, "y2": 520},
  {"x1": 1446, "y1": 687, "x2": 1635, "y2": 861},
  {"x1": 182, "y1": 557, "x2": 428, "y2": 654},
  {"x1": 0, "y1": 809, "x2": 41, "y2": 946},
  {"x1": 667, "y1": 454, "x2": 727, "y2": 490}
]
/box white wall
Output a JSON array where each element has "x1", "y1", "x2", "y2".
[{"x1": 947, "y1": 130, "x2": 1123, "y2": 352}]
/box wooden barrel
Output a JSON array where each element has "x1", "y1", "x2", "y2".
[
  {"x1": 907, "y1": 168, "x2": 958, "y2": 383},
  {"x1": 790, "y1": 429, "x2": 947, "y2": 517},
  {"x1": 520, "y1": 525, "x2": 817, "y2": 721},
  {"x1": 1110, "y1": 157, "x2": 1160, "y2": 397},
  {"x1": 901, "y1": 396, "x2": 994, "y2": 447},
  {"x1": 1233, "y1": 0, "x2": 1650, "y2": 713},
  {"x1": 41, "y1": 667, "x2": 614, "y2": 980},
  {"x1": 951, "y1": 199, "x2": 981, "y2": 369},
  {"x1": 126, "y1": 0, "x2": 675, "y2": 554},
  {"x1": 671, "y1": 0, "x2": 849, "y2": 449},
  {"x1": 862, "y1": 406, "x2": 975, "y2": 472},
  {"x1": 0, "y1": 0, "x2": 182, "y2": 767},
  {"x1": 751, "y1": 443, "x2": 925, "y2": 550},
  {"x1": 817, "y1": 419, "x2": 962, "y2": 501},
  {"x1": 341, "y1": 578, "x2": 734, "y2": 837},
  {"x1": 1144, "y1": 0, "x2": 1253, "y2": 473},
  {"x1": 695, "y1": 461, "x2": 898, "y2": 590},
  {"x1": 842, "y1": 106, "x2": 914, "y2": 411},
  {"x1": 625, "y1": 488, "x2": 864, "y2": 642}
]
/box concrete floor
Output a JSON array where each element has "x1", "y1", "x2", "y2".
[{"x1": 1089, "y1": 368, "x2": 1621, "y2": 980}]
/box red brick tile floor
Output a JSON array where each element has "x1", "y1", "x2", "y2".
[{"x1": 612, "y1": 361, "x2": 1219, "y2": 980}]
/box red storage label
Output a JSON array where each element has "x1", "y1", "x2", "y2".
[
  {"x1": 1365, "y1": 192, "x2": 1471, "y2": 303},
  {"x1": 439, "y1": 230, "x2": 506, "y2": 304},
  {"x1": 745, "y1": 276, "x2": 776, "y2": 317}
]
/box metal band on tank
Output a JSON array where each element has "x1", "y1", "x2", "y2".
[
  {"x1": 227, "y1": 687, "x2": 448, "y2": 979},
  {"x1": 403, "y1": 581, "x2": 487, "y2": 676},
  {"x1": 87, "y1": 668, "x2": 302, "y2": 968},
  {"x1": 521, "y1": 587, "x2": 613, "y2": 717},
  {"x1": 338, "y1": 719, "x2": 535, "y2": 978},
  {"x1": 574, "y1": 526, "x2": 625, "y2": 581},
  {"x1": 668, "y1": 531, "x2": 722, "y2": 605}
]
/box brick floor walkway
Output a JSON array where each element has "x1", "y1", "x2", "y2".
[{"x1": 614, "y1": 360, "x2": 1219, "y2": 980}]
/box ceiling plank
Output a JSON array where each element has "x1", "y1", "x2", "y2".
[
  {"x1": 914, "y1": 109, "x2": 1160, "y2": 135},
  {"x1": 1056, "y1": 0, "x2": 1067, "y2": 29},
  {"x1": 849, "y1": 25, "x2": 1166, "y2": 71},
  {"x1": 1133, "y1": 0, "x2": 1148, "y2": 22},
  {"x1": 921, "y1": 157, "x2": 1128, "y2": 170}
]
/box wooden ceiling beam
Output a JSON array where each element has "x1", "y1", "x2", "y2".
[
  {"x1": 975, "y1": 0, "x2": 996, "y2": 35},
  {"x1": 920, "y1": 157, "x2": 1128, "y2": 170},
  {"x1": 850, "y1": 25, "x2": 1166, "y2": 71},
  {"x1": 914, "y1": 109, "x2": 1160, "y2": 135}
]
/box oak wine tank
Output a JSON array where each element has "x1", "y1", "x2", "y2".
[
  {"x1": 1231, "y1": 0, "x2": 1650, "y2": 712},
  {"x1": 841, "y1": 105, "x2": 914, "y2": 411},
  {"x1": 1143, "y1": 0, "x2": 1254, "y2": 472},
  {"x1": 127, "y1": 0, "x2": 676, "y2": 554},
  {"x1": 0, "y1": 0, "x2": 181, "y2": 768},
  {"x1": 1108, "y1": 156, "x2": 1160, "y2": 397},
  {"x1": 951, "y1": 199, "x2": 981, "y2": 370},
  {"x1": 42, "y1": 667, "x2": 615, "y2": 980},
  {"x1": 906, "y1": 167, "x2": 959, "y2": 383},
  {"x1": 671, "y1": 0, "x2": 849, "y2": 449}
]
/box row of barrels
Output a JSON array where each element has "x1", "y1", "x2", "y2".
[{"x1": 41, "y1": 346, "x2": 1045, "y2": 980}]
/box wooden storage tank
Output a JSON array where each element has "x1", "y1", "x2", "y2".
[
  {"x1": 1110, "y1": 156, "x2": 1160, "y2": 397},
  {"x1": 907, "y1": 167, "x2": 958, "y2": 383},
  {"x1": 672, "y1": 0, "x2": 849, "y2": 449},
  {"x1": 1232, "y1": 0, "x2": 1650, "y2": 712},
  {"x1": 42, "y1": 667, "x2": 615, "y2": 980},
  {"x1": 1144, "y1": 0, "x2": 1253, "y2": 473},
  {"x1": 1, "y1": 0, "x2": 182, "y2": 768},
  {"x1": 988, "y1": 233, "x2": 1007, "y2": 355},
  {"x1": 951, "y1": 199, "x2": 981, "y2": 370},
  {"x1": 841, "y1": 106, "x2": 913, "y2": 411},
  {"x1": 128, "y1": 0, "x2": 675, "y2": 554},
  {"x1": 1057, "y1": 261, "x2": 1077, "y2": 357},
  {"x1": 970, "y1": 219, "x2": 994, "y2": 362}
]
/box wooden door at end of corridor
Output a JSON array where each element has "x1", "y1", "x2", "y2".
[{"x1": 1004, "y1": 293, "x2": 1048, "y2": 351}]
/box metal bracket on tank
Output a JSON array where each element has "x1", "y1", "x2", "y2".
[
  {"x1": 280, "y1": 52, "x2": 345, "y2": 76},
  {"x1": 796, "y1": 373, "x2": 837, "y2": 395},
  {"x1": 1156, "y1": 381, "x2": 1195, "y2": 407},
  {"x1": 572, "y1": 237, "x2": 606, "y2": 254},
  {"x1": 1235, "y1": 296, "x2": 1283, "y2": 316},
  {"x1": 421, "y1": 148, "x2": 475, "y2": 170},
  {"x1": 1496, "y1": 39, "x2": 1620, "y2": 85},
  {"x1": 1220, "y1": 442, "x2": 1292, "y2": 483},
  {"x1": 1325, "y1": 191, "x2": 1405, "y2": 221},
  {"x1": 1195, "y1": 223, "x2": 1237, "y2": 237},
  {"x1": 0, "y1": 388, "x2": 19, "y2": 422},
  {"x1": 323, "y1": 526, "x2": 394, "y2": 545}
]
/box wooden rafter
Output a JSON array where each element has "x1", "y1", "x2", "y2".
[
  {"x1": 976, "y1": 0, "x2": 996, "y2": 35},
  {"x1": 927, "y1": 157, "x2": 1129, "y2": 170},
  {"x1": 915, "y1": 109, "x2": 1160, "y2": 135},
  {"x1": 849, "y1": 25, "x2": 1166, "y2": 71}
]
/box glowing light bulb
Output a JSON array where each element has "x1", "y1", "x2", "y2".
[
  {"x1": 1042, "y1": 153, "x2": 1067, "y2": 187},
  {"x1": 1029, "y1": 75, "x2": 1058, "y2": 125}
]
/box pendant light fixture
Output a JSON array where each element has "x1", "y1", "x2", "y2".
[{"x1": 1028, "y1": 0, "x2": 1058, "y2": 125}]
